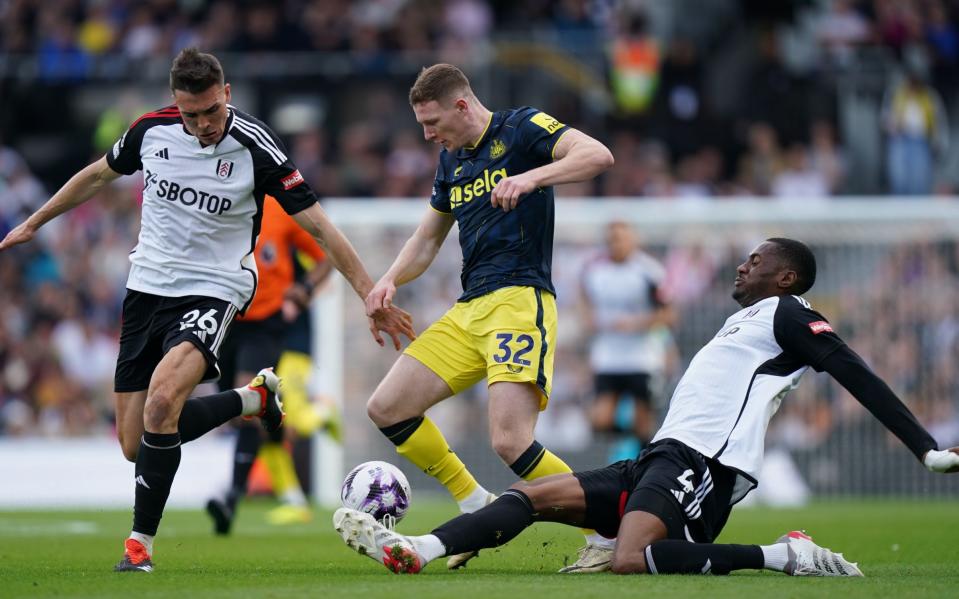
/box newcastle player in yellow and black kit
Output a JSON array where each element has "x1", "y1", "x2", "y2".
[{"x1": 363, "y1": 63, "x2": 615, "y2": 571}]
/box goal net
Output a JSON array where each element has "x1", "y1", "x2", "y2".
[{"x1": 310, "y1": 199, "x2": 959, "y2": 505}]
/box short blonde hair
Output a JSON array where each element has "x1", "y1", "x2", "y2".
[{"x1": 408, "y1": 63, "x2": 472, "y2": 105}]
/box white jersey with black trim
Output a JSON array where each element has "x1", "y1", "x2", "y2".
[
  {"x1": 580, "y1": 250, "x2": 668, "y2": 373},
  {"x1": 106, "y1": 105, "x2": 317, "y2": 310},
  {"x1": 653, "y1": 294, "x2": 845, "y2": 501}
]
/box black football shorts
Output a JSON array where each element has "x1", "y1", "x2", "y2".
[
  {"x1": 216, "y1": 311, "x2": 287, "y2": 391},
  {"x1": 574, "y1": 439, "x2": 737, "y2": 542},
  {"x1": 114, "y1": 289, "x2": 238, "y2": 392}
]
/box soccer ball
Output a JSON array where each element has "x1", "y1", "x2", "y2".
[{"x1": 340, "y1": 460, "x2": 412, "y2": 523}]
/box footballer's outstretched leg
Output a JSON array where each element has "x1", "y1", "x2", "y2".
[
  {"x1": 445, "y1": 491, "x2": 496, "y2": 569},
  {"x1": 333, "y1": 508, "x2": 423, "y2": 574}
]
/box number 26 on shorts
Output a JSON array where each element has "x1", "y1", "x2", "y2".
[{"x1": 492, "y1": 332, "x2": 534, "y2": 366}]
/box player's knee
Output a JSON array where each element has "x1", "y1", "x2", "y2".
[
  {"x1": 490, "y1": 433, "x2": 526, "y2": 464},
  {"x1": 365, "y1": 394, "x2": 392, "y2": 427},
  {"x1": 610, "y1": 551, "x2": 649, "y2": 574},
  {"x1": 366, "y1": 391, "x2": 415, "y2": 427},
  {"x1": 143, "y1": 390, "x2": 180, "y2": 431}
]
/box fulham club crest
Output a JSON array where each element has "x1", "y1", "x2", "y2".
[{"x1": 216, "y1": 158, "x2": 234, "y2": 179}]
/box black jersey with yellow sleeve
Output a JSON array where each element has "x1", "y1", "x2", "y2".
[{"x1": 430, "y1": 106, "x2": 570, "y2": 301}]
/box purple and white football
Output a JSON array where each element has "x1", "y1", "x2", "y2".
[{"x1": 340, "y1": 460, "x2": 412, "y2": 523}]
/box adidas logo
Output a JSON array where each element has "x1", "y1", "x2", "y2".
[
  {"x1": 154, "y1": 148, "x2": 169, "y2": 160},
  {"x1": 135, "y1": 475, "x2": 151, "y2": 489}
]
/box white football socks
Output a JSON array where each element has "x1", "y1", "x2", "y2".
[
  {"x1": 280, "y1": 487, "x2": 308, "y2": 507},
  {"x1": 761, "y1": 543, "x2": 790, "y2": 571},
  {"x1": 410, "y1": 534, "x2": 447, "y2": 564},
  {"x1": 584, "y1": 532, "x2": 616, "y2": 550},
  {"x1": 457, "y1": 485, "x2": 493, "y2": 513},
  {"x1": 236, "y1": 386, "x2": 263, "y2": 416}
]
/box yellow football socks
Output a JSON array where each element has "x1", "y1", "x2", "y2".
[
  {"x1": 396, "y1": 416, "x2": 478, "y2": 501},
  {"x1": 260, "y1": 442, "x2": 300, "y2": 498},
  {"x1": 511, "y1": 441, "x2": 597, "y2": 537},
  {"x1": 520, "y1": 447, "x2": 573, "y2": 480}
]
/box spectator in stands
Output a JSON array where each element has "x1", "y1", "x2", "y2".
[
  {"x1": 772, "y1": 143, "x2": 830, "y2": 199},
  {"x1": 808, "y1": 120, "x2": 846, "y2": 194},
  {"x1": 881, "y1": 63, "x2": 949, "y2": 195},
  {"x1": 816, "y1": 0, "x2": 872, "y2": 66},
  {"x1": 609, "y1": 11, "x2": 660, "y2": 117},
  {"x1": 924, "y1": 0, "x2": 959, "y2": 101},
  {"x1": 874, "y1": 0, "x2": 923, "y2": 59},
  {"x1": 737, "y1": 122, "x2": 783, "y2": 195},
  {"x1": 650, "y1": 36, "x2": 706, "y2": 160}
]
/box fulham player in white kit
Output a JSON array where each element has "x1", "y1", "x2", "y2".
[
  {"x1": 332, "y1": 238, "x2": 959, "y2": 576},
  {"x1": 0, "y1": 48, "x2": 414, "y2": 572}
]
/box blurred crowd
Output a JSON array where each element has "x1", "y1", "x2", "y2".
[
  {"x1": 4, "y1": 1, "x2": 959, "y2": 198},
  {"x1": 1, "y1": 0, "x2": 959, "y2": 454}
]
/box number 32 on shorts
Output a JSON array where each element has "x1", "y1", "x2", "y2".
[{"x1": 492, "y1": 332, "x2": 535, "y2": 366}]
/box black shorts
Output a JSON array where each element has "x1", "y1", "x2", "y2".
[
  {"x1": 594, "y1": 372, "x2": 653, "y2": 404},
  {"x1": 217, "y1": 311, "x2": 287, "y2": 392},
  {"x1": 574, "y1": 439, "x2": 736, "y2": 542},
  {"x1": 114, "y1": 290, "x2": 238, "y2": 392}
]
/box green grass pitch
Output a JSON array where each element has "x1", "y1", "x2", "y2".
[{"x1": 1, "y1": 500, "x2": 956, "y2": 598}]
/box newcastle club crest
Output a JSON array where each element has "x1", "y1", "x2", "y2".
[{"x1": 216, "y1": 158, "x2": 234, "y2": 179}]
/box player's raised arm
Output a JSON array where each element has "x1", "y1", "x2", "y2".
[
  {"x1": 491, "y1": 128, "x2": 614, "y2": 211},
  {"x1": 0, "y1": 155, "x2": 121, "y2": 251},
  {"x1": 365, "y1": 206, "x2": 455, "y2": 315}
]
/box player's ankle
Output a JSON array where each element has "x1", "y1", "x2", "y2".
[
  {"x1": 410, "y1": 534, "x2": 446, "y2": 563},
  {"x1": 584, "y1": 533, "x2": 616, "y2": 550},
  {"x1": 457, "y1": 485, "x2": 491, "y2": 513},
  {"x1": 129, "y1": 531, "x2": 155, "y2": 556},
  {"x1": 236, "y1": 386, "x2": 263, "y2": 416},
  {"x1": 760, "y1": 543, "x2": 790, "y2": 572}
]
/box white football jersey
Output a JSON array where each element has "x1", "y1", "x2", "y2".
[
  {"x1": 653, "y1": 295, "x2": 844, "y2": 501},
  {"x1": 107, "y1": 105, "x2": 317, "y2": 310},
  {"x1": 580, "y1": 250, "x2": 668, "y2": 373}
]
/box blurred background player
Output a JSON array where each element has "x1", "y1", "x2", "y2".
[
  {"x1": 266, "y1": 247, "x2": 344, "y2": 525},
  {"x1": 364, "y1": 63, "x2": 615, "y2": 571},
  {"x1": 579, "y1": 221, "x2": 676, "y2": 461},
  {"x1": 205, "y1": 195, "x2": 335, "y2": 533}
]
